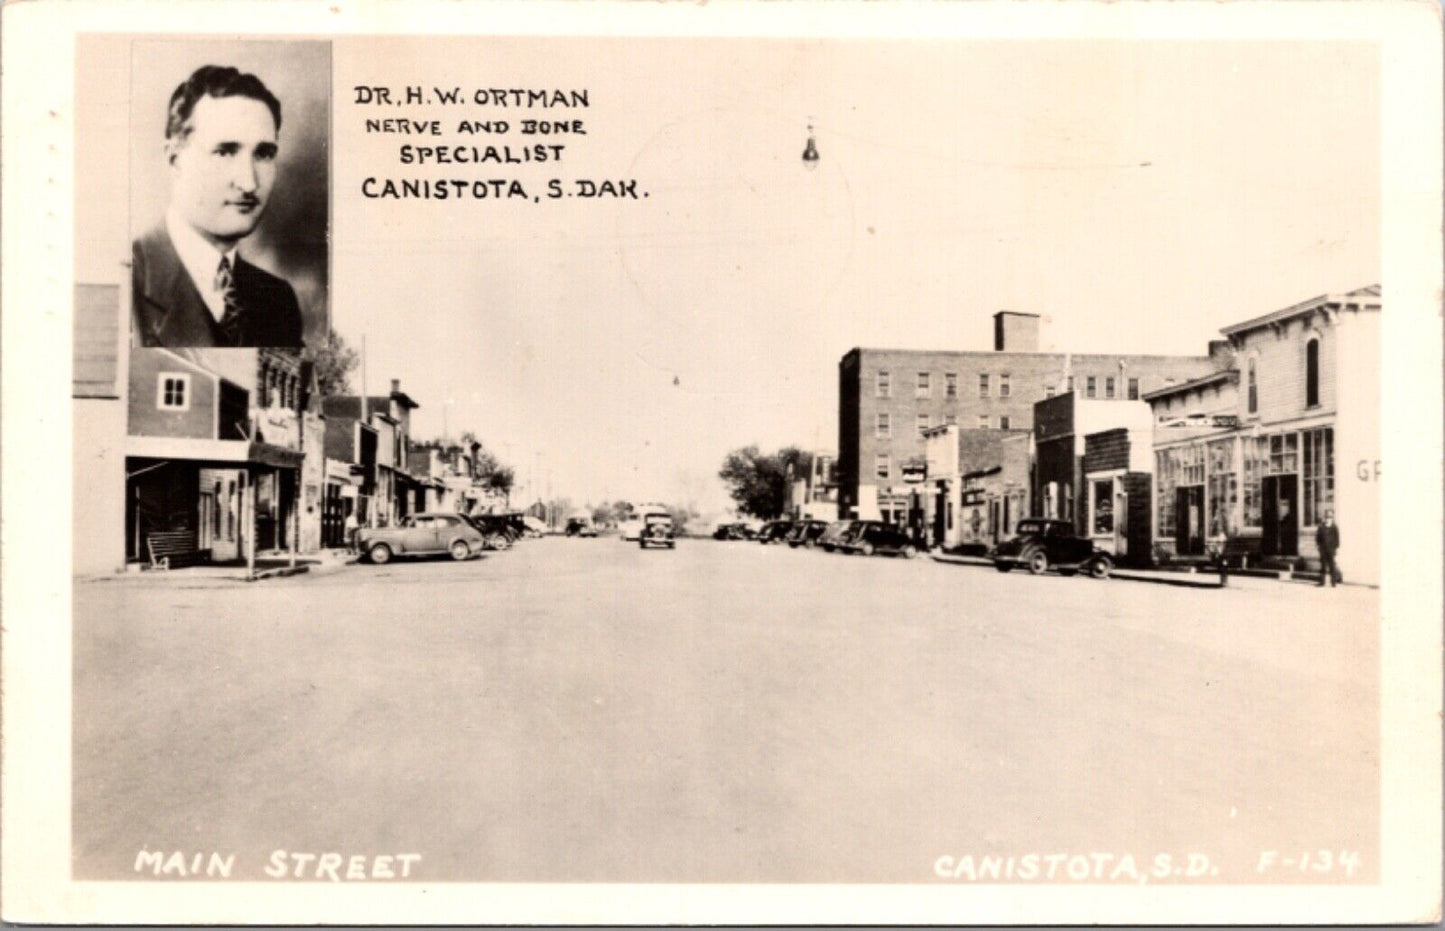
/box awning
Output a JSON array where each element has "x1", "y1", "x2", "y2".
[{"x1": 125, "y1": 436, "x2": 304, "y2": 468}]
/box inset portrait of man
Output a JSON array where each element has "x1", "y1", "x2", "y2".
[{"x1": 132, "y1": 65, "x2": 304, "y2": 348}]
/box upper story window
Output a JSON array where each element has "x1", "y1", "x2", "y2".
[
  {"x1": 1247, "y1": 357, "x2": 1258, "y2": 414},
  {"x1": 943, "y1": 413, "x2": 957, "y2": 427},
  {"x1": 1085, "y1": 376, "x2": 1097, "y2": 399},
  {"x1": 876, "y1": 370, "x2": 891, "y2": 399},
  {"x1": 1305, "y1": 337, "x2": 1320, "y2": 408},
  {"x1": 999, "y1": 374, "x2": 1011, "y2": 398},
  {"x1": 1066, "y1": 376, "x2": 1075, "y2": 392},
  {"x1": 1105, "y1": 376, "x2": 1116, "y2": 399},
  {"x1": 916, "y1": 372, "x2": 931, "y2": 398},
  {"x1": 978, "y1": 374, "x2": 990, "y2": 398},
  {"x1": 158, "y1": 373, "x2": 190, "y2": 411},
  {"x1": 1045, "y1": 385, "x2": 1056, "y2": 398},
  {"x1": 945, "y1": 373, "x2": 957, "y2": 398},
  {"x1": 875, "y1": 412, "x2": 891, "y2": 439},
  {"x1": 977, "y1": 415, "x2": 990, "y2": 429},
  {"x1": 999, "y1": 415, "x2": 1012, "y2": 430},
  {"x1": 917, "y1": 413, "x2": 931, "y2": 436},
  {"x1": 1128, "y1": 377, "x2": 1140, "y2": 400},
  {"x1": 875, "y1": 454, "x2": 890, "y2": 480}
]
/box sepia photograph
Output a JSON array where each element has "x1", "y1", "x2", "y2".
[
  {"x1": 128, "y1": 39, "x2": 330, "y2": 349},
  {"x1": 3, "y1": 0, "x2": 1441, "y2": 925}
]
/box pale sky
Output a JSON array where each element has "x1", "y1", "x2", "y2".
[{"x1": 330, "y1": 38, "x2": 1379, "y2": 512}]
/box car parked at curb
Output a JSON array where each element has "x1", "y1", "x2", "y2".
[
  {"x1": 991, "y1": 518, "x2": 1114, "y2": 578},
  {"x1": 359, "y1": 513, "x2": 487, "y2": 564},
  {"x1": 817, "y1": 520, "x2": 861, "y2": 552},
  {"x1": 757, "y1": 520, "x2": 794, "y2": 544},
  {"x1": 463, "y1": 514, "x2": 514, "y2": 550},
  {"x1": 786, "y1": 519, "x2": 830, "y2": 548},
  {"x1": 842, "y1": 521, "x2": 920, "y2": 558}
]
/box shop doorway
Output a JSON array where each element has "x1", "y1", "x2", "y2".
[
  {"x1": 1260, "y1": 474, "x2": 1299, "y2": 558},
  {"x1": 1174, "y1": 485, "x2": 1205, "y2": 556}
]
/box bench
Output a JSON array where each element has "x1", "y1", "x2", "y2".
[
  {"x1": 1221, "y1": 536, "x2": 1261, "y2": 569},
  {"x1": 145, "y1": 531, "x2": 207, "y2": 570}
]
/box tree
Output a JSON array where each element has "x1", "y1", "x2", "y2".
[
  {"x1": 718, "y1": 445, "x2": 814, "y2": 519},
  {"x1": 303, "y1": 329, "x2": 360, "y2": 398}
]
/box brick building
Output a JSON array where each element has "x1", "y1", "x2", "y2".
[
  {"x1": 837, "y1": 312, "x2": 1216, "y2": 521},
  {"x1": 1032, "y1": 395, "x2": 1154, "y2": 541}
]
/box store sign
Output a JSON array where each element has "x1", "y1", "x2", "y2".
[
  {"x1": 901, "y1": 461, "x2": 927, "y2": 483},
  {"x1": 1159, "y1": 413, "x2": 1239, "y2": 429}
]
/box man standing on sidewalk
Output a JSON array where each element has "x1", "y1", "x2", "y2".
[
  {"x1": 344, "y1": 510, "x2": 360, "y2": 556},
  {"x1": 1315, "y1": 510, "x2": 1342, "y2": 587}
]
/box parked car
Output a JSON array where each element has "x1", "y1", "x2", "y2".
[
  {"x1": 639, "y1": 513, "x2": 676, "y2": 549},
  {"x1": 712, "y1": 522, "x2": 755, "y2": 541},
  {"x1": 359, "y1": 513, "x2": 486, "y2": 564},
  {"x1": 757, "y1": 520, "x2": 794, "y2": 544},
  {"x1": 817, "y1": 520, "x2": 860, "y2": 552},
  {"x1": 843, "y1": 522, "x2": 920, "y2": 558},
  {"x1": 786, "y1": 519, "x2": 830, "y2": 548},
  {"x1": 464, "y1": 514, "x2": 515, "y2": 550},
  {"x1": 991, "y1": 518, "x2": 1114, "y2": 578}
]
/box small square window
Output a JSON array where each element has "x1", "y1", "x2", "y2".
[
  {"x1": 158, "y1": 373, "x2": 190, "y2": 411},
  {"x1": 977, "y1": 415, "x2": 990, "y2": 429},
  {"x1": 875, "y1": 455, "x2": 890, "y2": 480},
  {"x1": 943, "y1": 414, "x2": 957, "y2": 427},
  {"x1": 1045, "y1": 385, "x2": 1057, "y2": 398}
]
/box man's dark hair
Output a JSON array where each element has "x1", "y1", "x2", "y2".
[{"x1": 165, "y1": 65, "x2": 282, "y2": 141}]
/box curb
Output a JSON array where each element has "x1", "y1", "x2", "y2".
[{"x1": 930, "y1": 554, "x2": 1225, "y2": 589}]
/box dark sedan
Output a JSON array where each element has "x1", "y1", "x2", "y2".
[
  {"x1": 992, "y1": 518, "x2": 1113, "y2": 578},
  {"x1": 846, "y1": 522, "x2": 920, "y2": 558},
  {"x1": 757, "y1": 520, "x2": 794, "y2": 544},
  {"x1": 785, "y1": 519, "x2": 830, "y2": 548}
]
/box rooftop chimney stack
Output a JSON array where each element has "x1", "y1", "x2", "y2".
[
  {"x1": 993, "y1": 311, "x2": 1041, "y2": 353},
  {"x1": 390, "y1": 378, "x2": 401, "y2": 395}
]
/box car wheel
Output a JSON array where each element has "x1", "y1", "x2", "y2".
[
  {"x1": 449, "y1": 540, "x2": 470, "y2": 561},
  {"x1": 1026, "y1": 549, "x2": 1049, "y2": 575},
  {"x1": 1089, "y1": 556, "x2": 1113, "y2": 579},
  {"x1": 368, "y1": 543, "x2": 392, "y2": 565},
  {"x1": 860, "y1": 542, "x2": 875, "y2": 557},
  {"x1": 995, "y1": 561, "x2": 1013, "y2": 573},
  {"x1": 902, "y1": 545, "x2": 917, "y2": 559}
]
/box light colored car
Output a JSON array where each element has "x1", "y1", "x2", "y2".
[{"x1": 358, "y1": 513, "x2": 486, "y2": 564}]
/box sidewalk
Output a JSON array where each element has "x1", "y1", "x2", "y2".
[
  {"x1": 80, "y1": 548, "x2": 360, "y2": 585},
  {"x1": 928, "y1": 553, "x2": 1313, "y2": 590}
]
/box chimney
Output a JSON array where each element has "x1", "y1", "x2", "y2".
[
  {"x1": 993, "y1": 311, "x2": 1041, "y2": 353},
  {"x1": 1207, "y1": 339, "x2": 1235, "y2": 369},
  {"x1": 390, "y1": 378, "x2": 401, "y2": 395}
]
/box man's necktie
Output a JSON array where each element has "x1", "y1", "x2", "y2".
[{"x1": 215, "y1": 256, "x2": 244, "y2": 346}]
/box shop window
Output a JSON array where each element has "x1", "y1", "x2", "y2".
[
  {"x1": 875, "y1": 454, "x2": 890, "y2": 480},
  {"x1": 1268, "y1": 433, "x2": 1299, "y2": 474},
  {"x1": 876, "y1": 370, "x2": 891, "y2": 399},
  {"x1": 1105, "y1": 376, "x2": 1116, "y2": 399},
  {"x1": 1207, "y1": 438, "x2": 1238, "y2": 537},
  {"x1": 978, "y1": 374, "x2": 990, "y2": 398},
  {"x1": 1156, "y1": 448, "x2": 1177, "y2": 531},
  {"x1": 158, "y1": 373, "x2": 190, "y2": 411},
  {"x1": 1305, "y1": 338, "x2": 1320, "y2": 408},
  {"x1": 999, "y1": 374, "x2": 1011, "y2": 398},
  {"x1": 1085, "y1": 376, "x2": 1097, "y2": 398},
  {"x1": 875, "y1": 412, "x2": 890, "y2": 438},
  {"x1": 1247, "y1": 357, "x2": 1258, "y2": 414},
  {"x1": 1092, "y1": 480, "x2": 1114, "y2": 534},
  {"x1": 916, "y1": 372, "x2": 931, "y2": 399},
  {"x1": 1128, "y1": 377, "x2": 1140, "y2": 400},
  {"x1": 1303, "y1": 427, "x2": 1334, "y2": 526}
]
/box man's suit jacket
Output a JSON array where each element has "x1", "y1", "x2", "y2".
[
  {"x1": 131, "y1": 226, "x2": 304, "y2": 348},
  {"x1": 1315, "y1": 523, "x2": 1340, "y2": 555}
]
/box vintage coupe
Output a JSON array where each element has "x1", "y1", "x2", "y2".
[
  {"x1": 991, "y1": 518, "x2": 1114, "y2": 578},
  {"x1": 639, "y1": 513, "x2": 677, "y2": 549},
  {"x1": 359, "y1": 513, "x2": 487, "y2": 564}
]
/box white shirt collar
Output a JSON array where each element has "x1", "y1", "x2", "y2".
[{"x1": 166, "y1": 208, "x2": 240, "y2": 323}]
